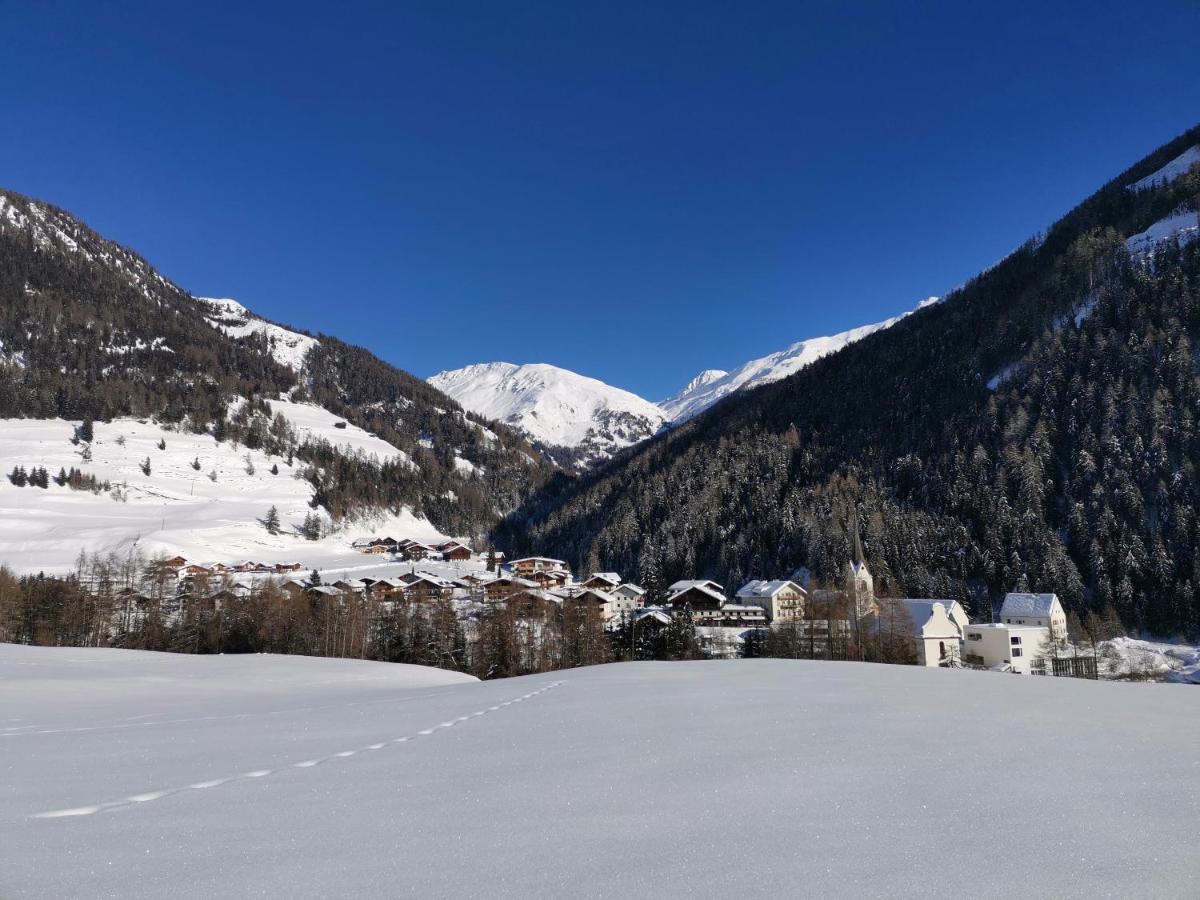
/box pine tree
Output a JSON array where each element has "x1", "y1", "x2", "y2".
[
  {"x1": 307, "y1": 568, "x2": 322, "y2": 587},
  {"x1": 140, "y1": 457, "x2": 151, "y2": 476},
  {"x1": 264, "y1": 506, "x2": 281, "y2": 535}
]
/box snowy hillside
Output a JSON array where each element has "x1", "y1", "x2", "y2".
[
  {"x1": 5, "y1": 650, "x2": 1198, "y2": 899},
  {"x1": 199, "y1": 297, "x2": 319, "y2": 372},
  {"x1": 429, "y1": 362, "x2": 667, "y2": 467},
  {"x1": 660, "y1": 297, "x2": 941, "y2": 422},
  {"x1": 0, "y1": 405, "x2": 445, "y2": 574},
  {"x1": 1127, "y1": 144, "x2": 1200, "y2": 192},
  {"x1": 1125, "y1": 208, "x2": 1200, "y2": 257}
]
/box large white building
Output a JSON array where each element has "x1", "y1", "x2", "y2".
[
  {"x1": 1000, "y1": 593, "x2": 1067, "y2": 642},
  {"x1": 962, "y1": 622, "x2": 1051, "y2": 674},
  {"x1": 736, "y1": 580, "x2": 807, "y2": 622}
]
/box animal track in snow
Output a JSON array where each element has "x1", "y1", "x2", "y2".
[{"x1": 32, "y1": 681, "x2": 565, "y2": 820}]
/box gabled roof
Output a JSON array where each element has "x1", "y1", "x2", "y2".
[
  {"x1": 633, "y1": 608, "x2": 672, "y2": 626},
  {"x1": 667, "y1": 579, "x2": 723, "y2": 594},
  {"x1": 614, "y1": 583, "x2": 646, "y2": 596},
  {"x1": 1000, "y1": 593, "x2": 1061, "y2": 618},
  {"x1": 486, "y1": 576, "x2": 538, "y2": 589},
  {"x1": 585, "y1": 572, "x2": 621, "y2": 584},
  {"x1": 406, "y1": 574, "x2": 454, "y2": 589},
  {"x1": 892, "y1": 599, "x2": 965, "y2": 638},
  {"x1": 666, "y1": 581, "x2": 726, "y2": 605},
  {"x1": 736, "y1": 579, "x2": 805, "y2": 600},
  {"x1": 572, "y1": 588, "x2": 619, "y2": 604}
]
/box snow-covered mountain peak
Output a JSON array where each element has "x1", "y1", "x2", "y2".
[
  {"x1": 429, "y1": 361, "x2": 666, "y2": 467},
  {"x1": 660, "y1": 297, "x2": 940, "y2": 423},
  {"x1": 199, "y1": 296, "x2": 319, "y2": 373}
]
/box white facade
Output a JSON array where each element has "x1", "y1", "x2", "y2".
[
  {"x1": 1000, "y1": 593, "x2": 1067, "y2": 641},
  {"x1": 736, "y1": 580, "x2": 807, "y2": 622},
  {"x1": 846, "y1": 560, "x2": 875, "y2": 616},
  {"x1": 962, "y1": 623, "x2": 1050, "y2": 674},
  {"x1": 897, "y1": 599, "x2": 967, "y2": 667}
]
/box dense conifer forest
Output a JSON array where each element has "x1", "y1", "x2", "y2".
[{"x1": 506, "y1": 125, "x2": 1200, "y2": 639}]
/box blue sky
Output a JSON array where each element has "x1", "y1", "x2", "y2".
[{"x1": 3, "y1": 2, "x2": 1199, "y2": 400}]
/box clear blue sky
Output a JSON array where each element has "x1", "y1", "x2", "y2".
[{"x1": 3, "y1": 2, "x2": 1198, "y2": 400}]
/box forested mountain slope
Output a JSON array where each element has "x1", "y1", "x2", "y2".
[
  {"x1": 507, "y1": 125, "x2": 1200, "y2": 638},
  {"x1": 0, "y1": 189, "x2": 551, "y2": 543}
]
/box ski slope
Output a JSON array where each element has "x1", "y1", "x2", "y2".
[{"x1": 3, "y1": 647, "x2": 1197, "y2": 899}]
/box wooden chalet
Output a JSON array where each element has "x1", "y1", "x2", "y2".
[{"x1": 509, "y1": 557, "x2": 569, "y2": 577}]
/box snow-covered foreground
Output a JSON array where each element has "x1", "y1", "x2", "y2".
[{"x1": 3, "y1": 648, "x2": 1198, "y2": 899}]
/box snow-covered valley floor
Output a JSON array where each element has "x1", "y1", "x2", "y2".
[{"x1": 3, "y1": 647, "x2": 1198, "y2": 899}]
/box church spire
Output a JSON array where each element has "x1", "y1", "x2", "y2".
[{"x1": 852, "y1": 508, "x2": 865, "y2": 566}]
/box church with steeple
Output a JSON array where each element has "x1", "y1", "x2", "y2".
[{"x1": 846, "y1": 514, "x2": 875, "y2": 616}]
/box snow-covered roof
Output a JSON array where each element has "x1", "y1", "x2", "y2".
[
  {"x1": 487, "y1": 576, "x2": 539, "y2": 589},
  {"x1": 614, "y1": 583, "x2": 646, "y2": 596},
  {"x1": 736, "y1": 579, "x2": 804, "y2": 599},
  {"x1": 666, "y1": 581, "x2": 726, "y2": 605},
  {"x1": 632, "y1": 608, "x2": 672, "y2": 625},
  {"x1": 573, "y1": 588, "x2": 619, "y2": 603},
  {"x1": 585, "y1": 572, "x2": 621, "y2": 584},
  {"x1": 510, "y1": 557, "x2": 568, "y2": 566},
  {"x1": 667, "y1": 579, "x2": 723, "y2": 594},
  {"x1": 1000, "y1": 593, "x2": 1061, "y2": 618}
]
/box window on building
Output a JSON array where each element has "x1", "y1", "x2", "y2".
[
  {"x1": 1012, "y1": 648, "x2": 1023, "y2": 657},
  {"x1": 1011, "y1": 636, "x2": 1022, "y2": 645},
  {"x1": 967, "y1": 633, "x2": 982, "y2": 641}
]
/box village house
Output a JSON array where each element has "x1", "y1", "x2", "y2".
[
  {"x1": 893, "y1": 599, "x2": 969, "y2": 667},
  {"x1": 438, "y1": 541, "x2": 474, "y2": 561},
  {"x1": 962, "y1": 622, "x2": 1050, "y2": 674},
  {"x1": 666, "y1": 579, "x2": 727, "y2": 609},
  {"x1": 404, "y1": 574, "x2": 455, "y2": 602},
  {"x1": 612, "y1": 583, "x2": 647, "y2": 608},
  {"x1": 605, "y1": 584, "x2": 645, "y2": 620},
  {"x1": 510, "y1": 557, "x2": 570, "y2": 577},
  {"x1": 736, "y1": 579, "x2": 807, "y2": 622},
  {"x1": 666, "y1": 580, "x2": 768, "y2": 628},
  {"x1": 529, "y1": 569, "x2": 570, "y2": 589},
  {"x1": 505, "y1": 589, "x2": 563, "y2": 621},
  {"x1": 280, "y1": 580, "x2": 308, "y2": 599},
  {"x1": 581, "y1": 572, "x2": 622, "y2": 592},
  {"x1": 402, "y1": 542, "x2": 439, "y2": 561},
  {"x1": 367, "y1": 578, "x2": 408, "y2": 599},
  {"x1": 1000, "y1": 592, "x2": 1067, "y2": 642},
  {"x1": 484, "y1": 576, "x2": 539, "y2": 601},
  {"x1": 567, "y1": 588, "x2": 621, "y2": 622}
]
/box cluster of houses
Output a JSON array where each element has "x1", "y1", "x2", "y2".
[
  {"x1": 159, "y1": 556, "x2": 304, "y2": 579},
  {"x1": 143, "y1": 545, "x2": 1075, "y2": 674},
  {"x1": 353, "y1": 537, "x2": 489, "y2": 563}
]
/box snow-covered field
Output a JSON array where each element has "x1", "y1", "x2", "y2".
[
  {"x1": 3, "y1": 647, "x2": 1198, "y2": 899},
  {"x1": 0, "y1": 409, "x2": 444, "y2": 574}
]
